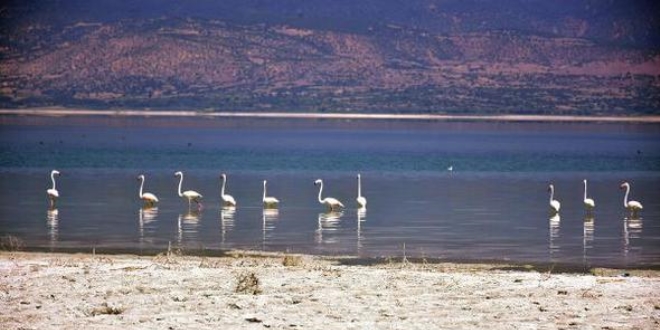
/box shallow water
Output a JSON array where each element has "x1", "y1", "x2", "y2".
[{"x1": 1, "y1": 116, "x2": 659, "y2": 268}]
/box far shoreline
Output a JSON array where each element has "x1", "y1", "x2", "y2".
[{"x1": 1, "y1": 108, "x2": 660, "y2": 124}]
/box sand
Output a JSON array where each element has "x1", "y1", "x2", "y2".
[{"x1": 1, "y1": 251, "x2": 659, "y2": 329}]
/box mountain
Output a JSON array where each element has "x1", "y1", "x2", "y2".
[{"x1": 1, "y1": 0, "x2": 659, "y2": 114}]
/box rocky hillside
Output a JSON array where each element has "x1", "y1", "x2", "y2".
[{"x1": 1, "y1": 0, "x2": 659, "y2": 114}]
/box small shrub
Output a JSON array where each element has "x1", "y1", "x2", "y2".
[
  {"x1": 282, "y1": 255, "x2": 302, "y2": 267},
  {"x1": 235, "y1": 272, "x2": 262, "y2": 295}
]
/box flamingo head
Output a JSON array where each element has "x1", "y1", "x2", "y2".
[
  {"x1": 52, "y1": 170, "x2": 60, "y2": 176},
  {"x1": 137, "y1": 174, "x2": 145, "y2": 181},
  {"x1": 357, "y1": 173, "x2": 361, "y2": 179},
  {"x1": 547, "y1": 184, "x2": 554, "y2": 192},
  {"x1": 314, "y1": 179, "x2": 322, "y2": 186},
  {"x1": 221, "y1": 173, "x2": 227, "y2": 179},
  {"x1": 263, "y1": 180, "x2": 267, "y2": 185},
  {"x1": 620, "y1": 182, "x2": 629, "y2": 190},
  {"x1": 174, "y1": 171, "x2": 182, "y2": 177}
]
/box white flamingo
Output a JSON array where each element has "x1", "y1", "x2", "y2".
[
  {"x1": 220, "y1": 173, "x2": 236, "y2": 207},
  {"x1": 620, "y1": 182, "x2": 643, "y2": 216},
  {"x1": 174, "y1": 171, "x2": 202, "y2": 209},
  {"x1": 137, "y1": 174, "x2": 159, "y2": 207},
  {"x1": 356, "y1": 174, "x2": 367, "y2": 209},
  {"x1": 262, "y1": 180, "x2": 279, "y2": 208},
  {"x1": 548, "y1": 184, "x2": 560, "y2": 214},
  {"x1": 582, "y1": 179, "x2": 595, "y2": 211},
  {"x1": 315, "y1": 179, "x2": 344, "y2": 211},
  {"x1": 46, "y1": 170, "x2": 60, "y2": 208}
]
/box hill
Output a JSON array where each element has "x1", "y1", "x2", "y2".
[{"x1": 1, "y1": 0, "x2": 659, "y2": 114}]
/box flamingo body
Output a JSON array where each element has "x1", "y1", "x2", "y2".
[
  {"x1": 550, "y1": 200, "x2": 561, "y2": 213},
  {"x1": 141, "y1": 192, "x2": 159, "y2": 204},
  {"x1": 627, "y1": 200, "x2": 643, "y2": 210},
  {"x1": 357, "y1": 196, "x2": 367, "y2": 208},
  {"x1": 182, "y1": 190, "x2": 203, "y2": 202},
  {"x1": 47, "y1": 188, "x2": 59, "y2": 199},
  {"x1": 315, "y1": 179, "x2": 344, "y2": 211}
]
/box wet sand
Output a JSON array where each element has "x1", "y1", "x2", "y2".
[
  {"x1": 1, "y1": 251, "x2": 658, "y2": 329},
  {"x1": 2, "y1": 108, "x2": 660, "y2": 123}
]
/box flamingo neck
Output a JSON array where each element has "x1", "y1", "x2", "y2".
[
  {"x1": 221, "y1": 176, "x2": 227, "y2": 197},
  {"x1": 51, "y1": 172, "x2": 57, "y2": 190},
  {"x1": 263, "y1": 182, "x2": 267, "y2": 201},
  {"x1": 317, "y1": 182, "x2": 324, "y2": 203},
  {"x1": 177, "y1": 174, "x2": 184, "y2": 197},
  {"x1": 139, "y1": 177, "x2": 145, "y2": 198},
  {"x1": 623, "y1": 185, "x2": 630, "y2": 207},
  {"x1": 583, "y1": 181, "x2": 587, "y2": 201},
  {"x1": 549, "y1": 186, "x2": 554, "y2": 203},
  {"x1": 357, "y1": 176, "x2": 362, "y2": 198}
]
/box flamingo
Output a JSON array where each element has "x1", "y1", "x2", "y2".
[
  {"x1": 620, "y1": 182, "x2": 643, "y2": 216},
  {"x1": 315, "y1": 179, "x2": 344, "y2": 211},
  {"x1": 46, "y1": 170, "x2": 60, "y2": 208},
  {"x1": 582, "y1": 179, "x2": 595, "y2": 211},
  {"x1": 548, "y1": 184, "x2": 560, "y2": 214},
  {"x1": 174, "y1": 171, "x2": 202, "y2": 209},
  {"x1": 262, "y1": 180, "x2": 279, "y2": 208},
  {"x1": 356, "y1": 174, "x2": 367, "y2": 209},
  {"x1": 137, "y1": 174, "x2": 159, "y2": 207},
  {"x1": 220, "y1": 173, "x2": 236, "y2": 207}
]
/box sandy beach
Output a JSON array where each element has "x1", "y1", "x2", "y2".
[{"x1": 1, "y1": 251, "x2": 658, "y2": 329}]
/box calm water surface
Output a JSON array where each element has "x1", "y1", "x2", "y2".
[{"x1": 1, "y1": 116, "x2": 659, "y2": 268}]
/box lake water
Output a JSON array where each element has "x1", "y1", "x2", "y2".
[{"x1": 1, "y1": 116, "x2": 659, "y2": 268}]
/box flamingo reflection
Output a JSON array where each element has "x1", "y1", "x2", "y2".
[
  {"x1": 548, "y1": 214, "x2": 561, "y2": 259},
  {"x1": 315, "y1": 211, "x2": 343, "y2": 244},
  {"x1": 177, "y1": 209, "x2": 201, "y2": 246},
  {"x1": 262, "y1": 209, "x2": 279, "y2": 250},
  {"x1": 46, "y1": 208, "x2": 59, "y2": 248},
  {"x1": 582, "y1": 214, "x2": 594, "y2": 268},
  {"x1": 220, "y1": 207, "x2": 236, "y2": 245},
  {"x1": 623, "y1": 216, "x2": 643, "y2": 257},
  {"x1": 138, "y1": 207, "x2": 159, "y2": 244},
  {"x1": 357, "y1": 207, "x2": 366, "y2": 254}
]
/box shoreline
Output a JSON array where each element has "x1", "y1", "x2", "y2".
[
  {"x1": 15, "y1": 245, "x2": 660, "y2": 272},
  {"x1": 2, "y1": 108, "x2": 660, "y2": 123},
  {"x1": 2, "y1": 251, "x2": 659, "y2": 329}
]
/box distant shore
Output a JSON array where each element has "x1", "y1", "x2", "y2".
[
  {"x1": 2, "y1": 251, "x2": 659, "y2": 329},
  {"x1": 2, "y1": 108, "x2": 660, "y2": 123}
]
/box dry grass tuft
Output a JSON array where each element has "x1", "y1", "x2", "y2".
[
  {"x1": 283, "y1": 255, "x2": 302, "y2": 267},
  {"x1": 0, "y1": 235, "x2": 24, "y2": 251},
  {"x1": 152, "y1": 242, "x2": 184, "y2": 265},
  {"x1": 235, "y1": 272, "x2": 262, "y2": 295},
  {"x1": 199, "y1": 257, "x2": 225, "y2": 268}
]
